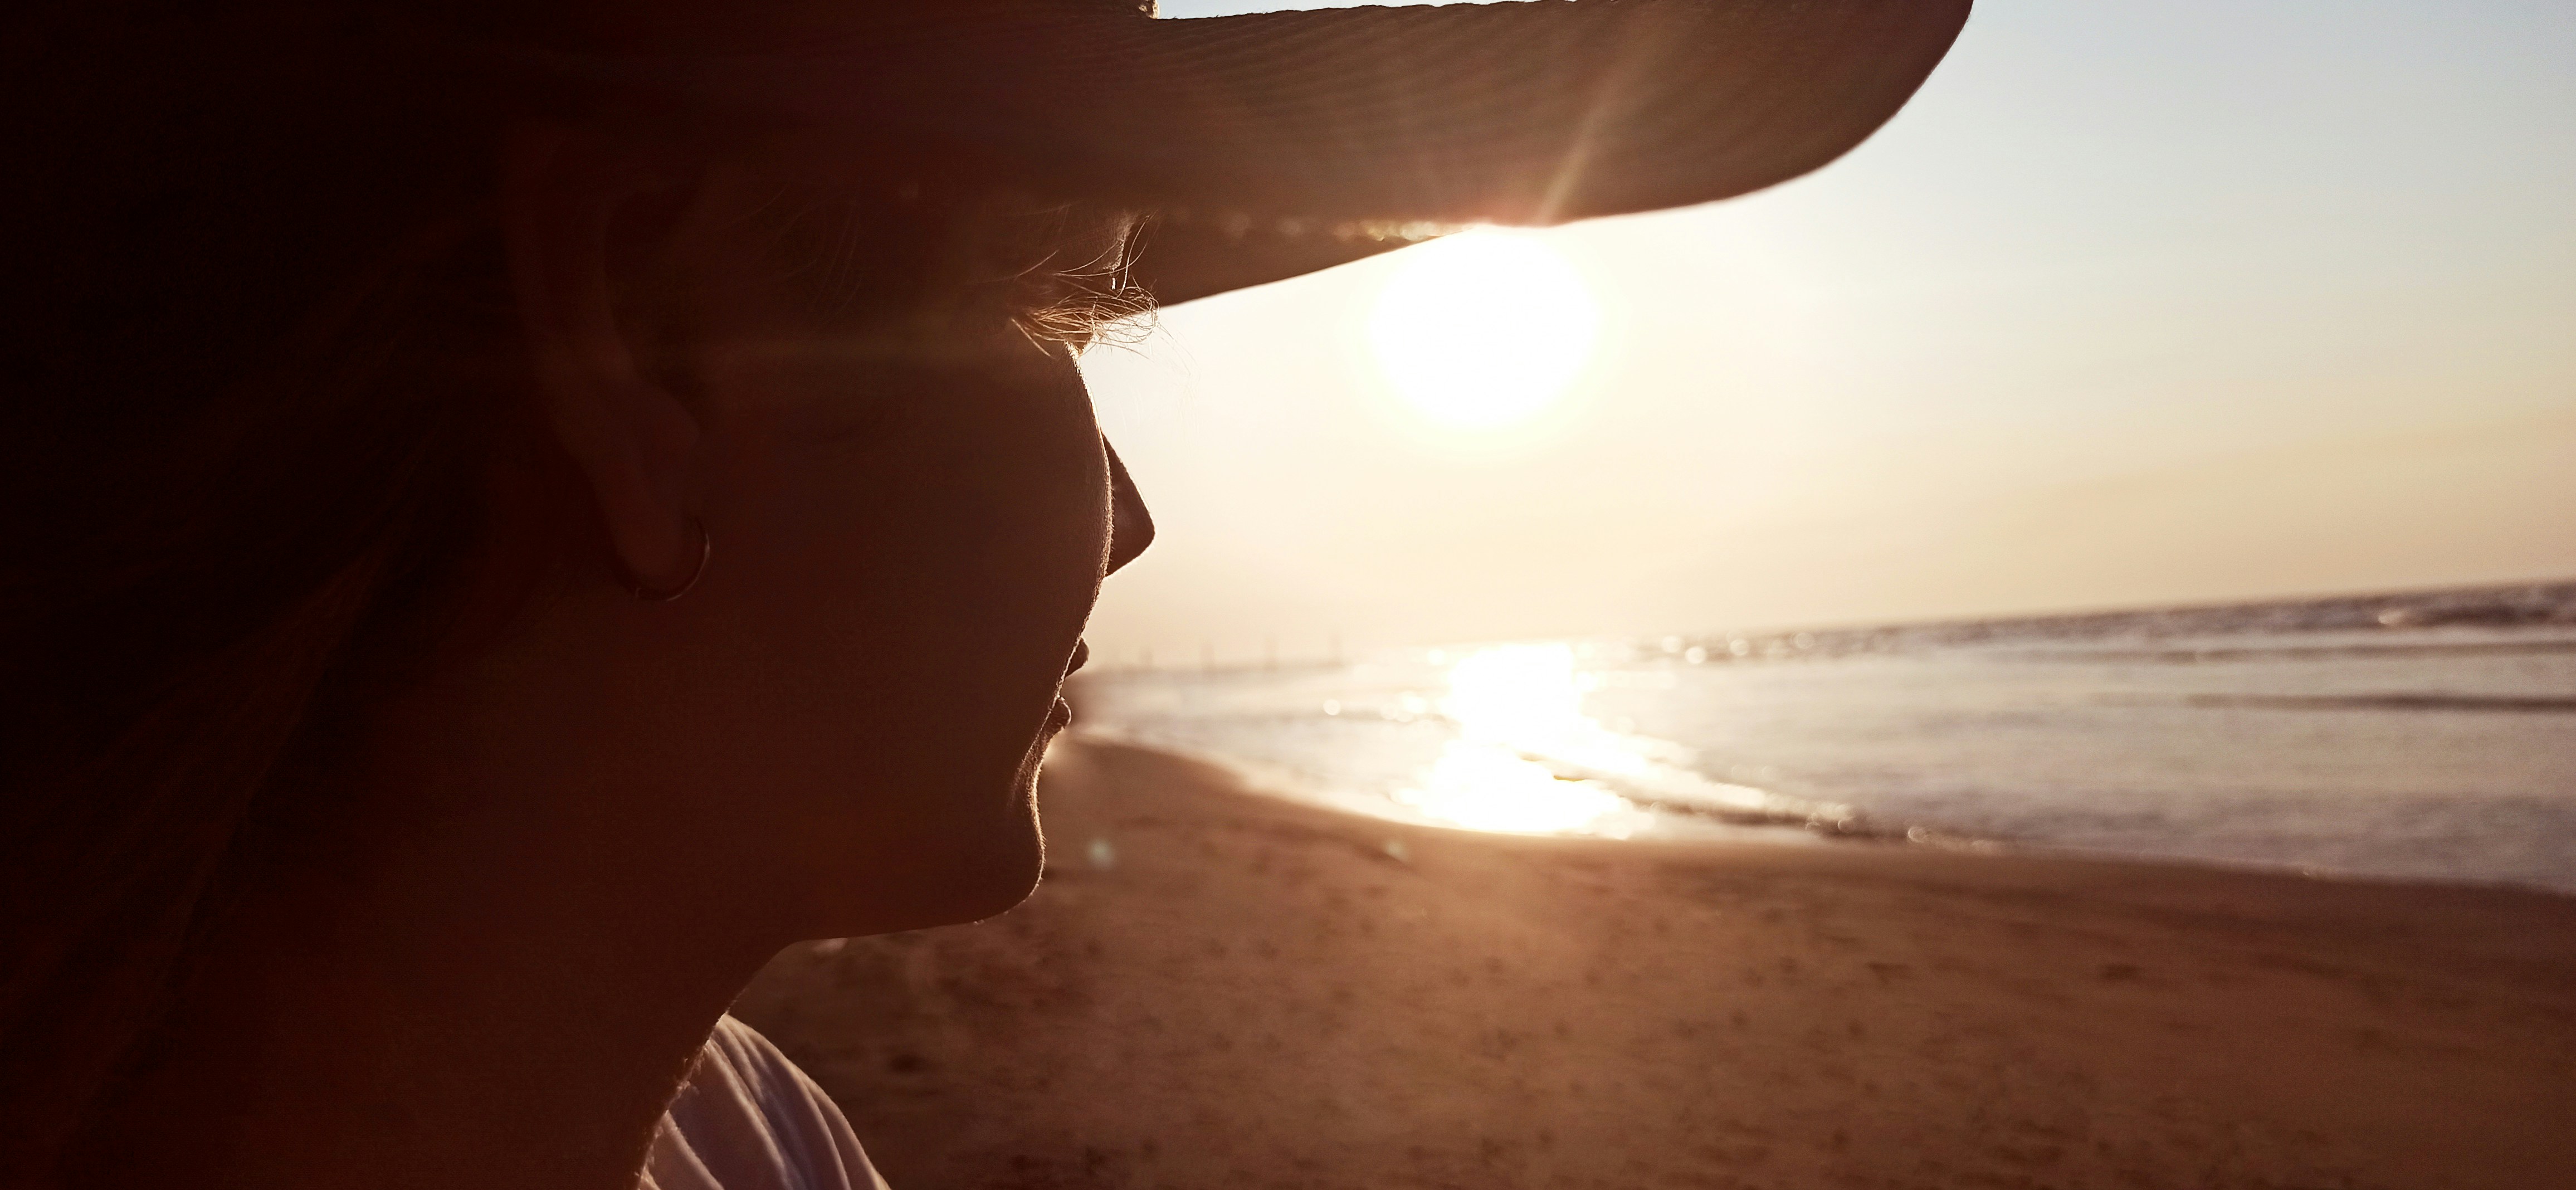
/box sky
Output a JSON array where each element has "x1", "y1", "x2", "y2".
[{"x1": 1079, "y1": 0, "x2": 2576, "y2": 666}]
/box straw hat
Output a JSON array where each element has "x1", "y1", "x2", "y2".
[{"x1": 463, "y1": 0, "x2": 1973, "y2": 302}]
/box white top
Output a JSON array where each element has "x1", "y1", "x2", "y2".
[{"x1": 638, "y1": 1016, "x2": 891, "y2": 1190}]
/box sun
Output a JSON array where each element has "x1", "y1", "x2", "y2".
[{"x1": 1367, "y1": 230, "x2": 1602, "y2": 432}]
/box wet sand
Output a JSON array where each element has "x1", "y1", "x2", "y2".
[{"x1": 736, "y1": 738, "x2": 2576, "y2": 1190}]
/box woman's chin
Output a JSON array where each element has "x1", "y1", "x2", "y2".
[
  {"x1": 774, "y1": 716, "x2": 1059, "y2": 937},
  {"x1": 844, "y1": 785, "x2": 1043, "y2": 935},
  {"x1": 942, "y1": 791, "x2": 1046, "y2": 925}
]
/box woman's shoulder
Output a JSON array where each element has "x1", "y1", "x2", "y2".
[{"x1": 641, "y1": 1016, "x2": 891, "y2": 1190}]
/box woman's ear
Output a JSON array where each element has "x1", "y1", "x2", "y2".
[{"x1": 499, "y1": 125, "x2": 705, "y2": 596}]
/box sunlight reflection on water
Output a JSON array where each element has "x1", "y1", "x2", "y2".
[
  {"x1": 1395, "y1": 644, "x2": 1739, "y2": 835},
  {"x1": 1071, "y1": 641, "x2": 1842, "y2": 840}
]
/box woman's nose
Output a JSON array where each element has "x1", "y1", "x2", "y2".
[{"x1": 1104, "y1": 440, "x2": 1154, "y2": 576}]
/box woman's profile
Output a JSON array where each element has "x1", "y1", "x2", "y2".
[{"x1": 0, "y1": 1, "x2": 1967, "y2": 1186}]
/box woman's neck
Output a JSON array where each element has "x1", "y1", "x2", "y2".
[{"x1": 71, "y1": 684, "x2": 784, "y2": 1190}]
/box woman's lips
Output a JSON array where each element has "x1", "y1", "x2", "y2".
[{"x1": 1044, "y1": 640, "x2": 1089, "y2": 733}]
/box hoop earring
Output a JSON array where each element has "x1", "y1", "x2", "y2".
[{"x1": 629, "y1": 518, "x2": 713, "y2": 603}]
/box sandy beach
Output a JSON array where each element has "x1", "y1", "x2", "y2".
[{"x1": 736, "y1": 738, "x2": 2576, "y2": 1190}]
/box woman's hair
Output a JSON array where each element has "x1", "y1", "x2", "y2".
[{"x1": 0, "y1": 3, "x2": 1148, "y2": 1172}]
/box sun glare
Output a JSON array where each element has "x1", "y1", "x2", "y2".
[{"x1": 1367, "y1": 230, "x2": 1602, "y2": 432}]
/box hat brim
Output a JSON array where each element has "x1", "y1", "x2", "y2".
[{"x1": 605, "y1": 0, "x2": 1973, "y2": 303}]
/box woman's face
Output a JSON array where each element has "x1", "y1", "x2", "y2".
[{"x1": 566, "y1": 165, "x2": 1152, "y2": 939}]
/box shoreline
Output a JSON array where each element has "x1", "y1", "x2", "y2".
[
  {"x1": 740, "y1": 738, "x2": 2576, "y2": 1189},
  {"x1": 1075, "y1": 725, "x2": 2576, "y2": 900},
  {"x1": 1071, "y1": 726, "x2": 1870, "y2": 848}
]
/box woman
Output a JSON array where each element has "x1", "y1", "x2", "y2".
[{"x1": 0, "y1": 1, "x2": 1966, "y2": 1186}]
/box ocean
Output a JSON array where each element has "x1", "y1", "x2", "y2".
[{"x1": 1069, "y1": 583, "x2": 2576, "y2": 893}]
